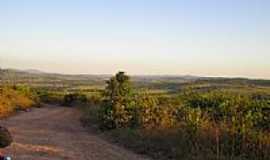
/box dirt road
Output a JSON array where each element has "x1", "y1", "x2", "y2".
[{"x1": 0, "y1": 105, "x2": 149, "y2": 160}]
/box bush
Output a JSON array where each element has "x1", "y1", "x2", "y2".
[
  {"x1": 182, "y1": 89, "x2": 270, "y2": 131},
  {"x1": 136, "y1": 92, "x2": 178, "y2": 128},
  {"x1": 0, "y1": 86, "x2": 38, "y2": 118},
  {"x1": 63, "y1": 93, "x2": 87, "y2": 106}
]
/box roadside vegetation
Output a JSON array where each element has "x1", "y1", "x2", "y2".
[
  {"x1": 82, "y1": 72, "x2": 270, "y2": 160},
  {"x1": 0, "y1": 85, "x2": 40, "y2": 118}
]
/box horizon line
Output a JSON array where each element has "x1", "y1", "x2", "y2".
[{"x1": 2, "y1": 67, "x2": 270, "y2": 81}]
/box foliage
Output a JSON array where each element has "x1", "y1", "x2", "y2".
[
  {"x1": 135, "y1": 92, "x2": 178, "y2": 128},
  {"x1": 99, "y1": 72, "x2": 135, "y2": 129},
  {"x1": 0, "y1": 86, "x2": 39, "y2": 118},
  {"x1": 15, "y1": 85, "x2": 41, "y2": 106},
  {"x1": 99, "y1": 72, "x2": 178, "y2": 129},
  {"x1": 182, "y1": 89, "x2": 270, "y2": 131},
  {"x1": 94, "y1": 72, "x2": 270, "y2": 159}
]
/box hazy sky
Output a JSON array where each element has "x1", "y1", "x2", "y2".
[{"x1": 1, "y1": 0, "x2": 270, "y2": 78}]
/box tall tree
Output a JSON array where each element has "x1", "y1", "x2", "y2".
[{"x1": 100, "y1": 72, "x2": 135, "y2": 129}]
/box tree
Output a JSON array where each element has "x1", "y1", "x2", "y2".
[
  {"x1": 99, "y1": 72, "x2": 135, "y2": 129},
  {"x1": 104, "y1": 71, "x2": 132, "y2": 100}
]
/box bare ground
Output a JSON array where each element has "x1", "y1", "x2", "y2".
[{"x1": 0, "y1": 104, "x2": 150, "y2": 160}]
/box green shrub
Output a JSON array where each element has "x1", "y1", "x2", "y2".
[
  {"x1": 136, "y1": 92, "x2": 178, "y2": 128},
  {"x1": 99, "y1": 72, "x2": 136, "y2": 129}
]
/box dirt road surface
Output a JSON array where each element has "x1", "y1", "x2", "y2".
[{"x1": 0, "y1": 105, "x2": 150, "y2": 160}]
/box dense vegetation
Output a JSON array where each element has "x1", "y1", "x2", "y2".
[
  {"x1": 1, "y1": 69, "x2": 270, "y2": 159},
  {"x1": 82, "y1": 72, "x2": 270, "y2": 160}
]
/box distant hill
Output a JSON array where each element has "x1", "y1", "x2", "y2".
[
  {"x1": 0, "y1": 68, "x2": 199, "y2": 83},
  {"x1": 1, "y1": 68, "x2": 269, "y2": 90},
  {"x1": 0, "y1": 68, "x2": 110, "y2": 89}
]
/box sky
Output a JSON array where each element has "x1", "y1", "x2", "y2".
[{"x1": 0, "y1": 0, "x2": 270, "y2": 79}]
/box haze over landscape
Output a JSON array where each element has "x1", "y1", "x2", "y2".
[{"x1": 1, "y1": 0, "x2": 270, "y2": 78}]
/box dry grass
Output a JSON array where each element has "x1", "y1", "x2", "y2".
[
  {"x1": 100, "y1": 123, "x2": 270, "y2": 160},
  {"x1": 0, "y1": 87, "x2": 35, "y2": 118}
]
